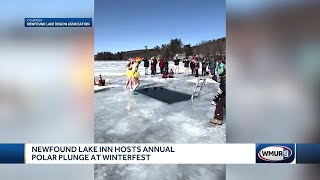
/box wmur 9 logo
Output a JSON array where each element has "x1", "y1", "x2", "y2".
[{"x1": 256, "y1": 144, "x2": 295, "y2": 163}]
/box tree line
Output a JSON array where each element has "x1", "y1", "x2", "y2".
[{"x1": 95, "y1": 37, "x2": 225, "y2": 61}]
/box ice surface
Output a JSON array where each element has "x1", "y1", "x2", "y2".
[
  {"x1": 94, "y1": 61, "x2": 226, "y2": 180},
  {"x1": 94, "y1": 86, "x2": 109, "y2": 93}
]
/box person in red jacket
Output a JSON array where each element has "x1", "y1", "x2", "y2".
[
  {"x1": 159, "y1": 59, "x2": 166, "y2": 74},
  {"x1": 169, "y1": 69, "x2": 174, "y2": 78}
]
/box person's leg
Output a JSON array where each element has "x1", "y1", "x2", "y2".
[
  {"x1": 132, "y1": 78, "x2": 140, "y2": 91},
  {"x1": 211, "y1": 95, "x2": 225, "y2": 125},
  {"x1": 129, "y1": 78, "x2": 134, "y2": 90},
  {"x1": 125, "y1": 78, "x2": 129, "y2": 89},
  {"x1": 210, "y1": 68, "x2": 214, "y2": 76}
]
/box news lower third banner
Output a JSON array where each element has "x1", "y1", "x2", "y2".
[
  {"x1": 0, "y1": 144, "x2": 320, "y2": 164},
  {"x1": 25, "y1": 18, "x2": 92, "y2": 27}
]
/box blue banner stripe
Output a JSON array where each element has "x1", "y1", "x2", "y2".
[
  {"x1": 0, "y1": 144, "x2": 25, "y2": 164},
  {"x1": 296, "y1": 144, "x2": 320, "y2": 164}
]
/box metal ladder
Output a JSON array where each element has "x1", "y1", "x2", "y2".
[{"x1": 191, "y1": 77, "x2": 207, "y2": 100}]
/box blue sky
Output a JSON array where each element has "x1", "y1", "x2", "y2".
[{"x1": 95, "y1": 0, "x2": 226, "y2": 53}]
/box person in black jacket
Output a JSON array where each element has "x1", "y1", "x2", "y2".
[
  {"x1": 190, "y1": 61, "x2": 195, "y2": 75},
  {"x1": 173, "y1": 58, "x2": 180, "y2": 74},
  {"x1": 202, "y1": 58, "x2": 208, "y2": 76},
  {"x1": 183, "y1": 58, "x2": 190, "y2": 76},
  {"x1": 143, "y1": 58, "x2": 150, "y2": 75},
  {"x1": 151, "y1": 58, "x2": 157, "y2": 75},
  {"x1": 210, "y1": 62, "x2": 226, "y2": 125},
  {"x1": 194, "y1": 59, "x2": 199, "y2": 77},
  {"x1": 165, "y1": 59, "x2": 169, "y2": 73}
]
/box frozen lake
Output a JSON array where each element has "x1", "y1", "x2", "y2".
[{"x1": 94, "y1": 61, "x2": 226, "y2": 180}]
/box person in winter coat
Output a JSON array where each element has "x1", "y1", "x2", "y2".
[
  {"x1": 165, "y1": 59, "x2": 169, "y2": 72},
  {"x1": 173, "y1": 58, "x2": 180, "y2": 74},
  {"x1": 159, "y1": 59, "x2": 166, "y2": 74},
  {"x1": 143, "y1": 58, "x2": 150, "y2": 75},
  {"x1": 194, "y1": 58, "x2": 200, "y2": 77},
  {"x1": 210, "y1": 61, "x2": 226, "y2": 125},
  {"x1": 190, "y1": 61, "x2": 195, "y2": 75},
  {"x1": 202, "y1": 58, "x2": 208, "y2": 76},
  {"x1": 169, "y1": 69, "x2": 174, "y2": 78},
  {"x1": 151, "y1": 58, "x2": 157, "y2": 75},
  {"x1": 208, "y1": 58, "x2": 217, "y2": 76},
  {"x1": 183, "y1": 58, "x2": 190, "y2": 76},
  {"x1": 162, "y1": 71, "x2": 168, "y2": 78}
]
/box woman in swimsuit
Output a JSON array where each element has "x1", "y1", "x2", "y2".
[
  {"x1": 125, "y1": 58, "x2": 134, "y2": 90},
  {"x1": 131, "y1": 57, "x2": 142, "y2": 91}
]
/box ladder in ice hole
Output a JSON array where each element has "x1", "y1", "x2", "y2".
[{"x1": 191, "y1": 77, "x2": 207, "y2": 100}]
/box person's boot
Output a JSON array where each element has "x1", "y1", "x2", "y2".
[{"x1": 210, "y1": 119, "x2": 223, "y2": 125}]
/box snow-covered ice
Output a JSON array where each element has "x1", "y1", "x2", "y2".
[{"x1": 94, "y1": 61, "x2": 226, "y2": 180}]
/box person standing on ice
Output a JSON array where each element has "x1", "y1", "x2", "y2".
[
  {"x1": 159, "y1": 59, "x2": 166, "y2": 74},
  {"x1": 194, "y1": 57, "x2": 200, "y2": 77},
  {"x1": 131, "y1": 57, "x2": 142, "y2": 91},
  {"x1": 151, "y1": 58, "x2": 157, "y2": 75},
  {"x1": 125, "y1": 58, "x2": 134, "y2": 90},
  {"x1": 165, "y1": 58, "x2": 169, "y2": 72},
  {"x1": 173, "y1": 57, "x2": 180, "y2": 74},
  {"x1": 208, "y1": 58, "x2": 217, "y2": 77},
  {"x1": 202, "y1": 58, "x2": 208, "y2": 76},
  {"x1": 190, "y1": 59, "x2": 195, "y2": 75},
  {"x1": 183, "y1": 58, "x2": 190, "y2": 76},
  {"x1": 143, "y1": 57, "x2": 150, "y2": 75},
  {"x1": 210, "y1": 60, "x2": 226, "y2": 125}
]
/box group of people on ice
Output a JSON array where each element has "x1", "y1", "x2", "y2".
[
  {"x1": 140, "y1": 56, "x2": 224, "y2": 79},
  {"x1": 124, "y1": 55, "x2": 226, "y2": 126}
]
